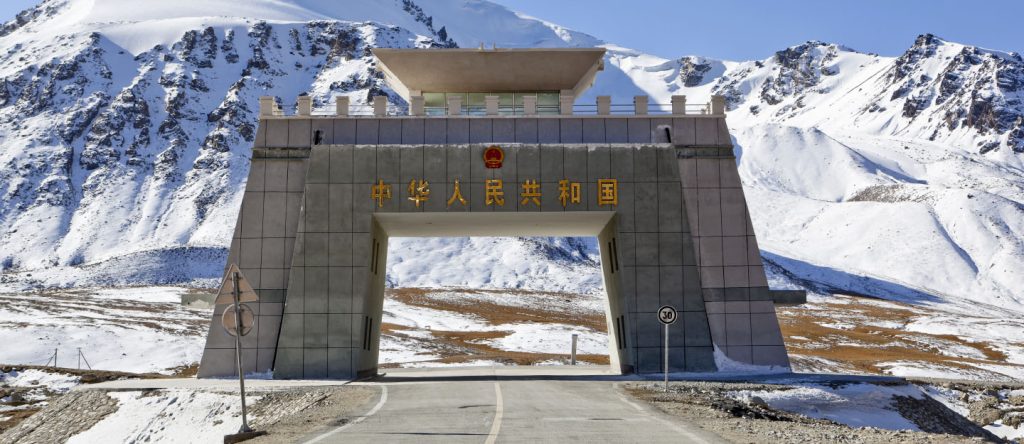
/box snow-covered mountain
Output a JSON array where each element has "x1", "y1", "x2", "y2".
[{"x1": 0, "y1": 0, "x2": 1022, "y2": 315}]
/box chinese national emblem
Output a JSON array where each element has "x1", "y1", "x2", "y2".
[{"x1": 483, "y1": 145, "x2": 504, "y2": 169}]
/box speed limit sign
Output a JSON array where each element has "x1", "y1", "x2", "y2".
[{"x1": 658, "y1": 305, "x2": 677, "y2": 325}]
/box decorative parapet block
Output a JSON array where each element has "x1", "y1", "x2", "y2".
[
  {"x1": 297, "y1": 96, "x2": 312, "y2": 116},
  {"x1": 259, "y1": 96, "x2": 279, "y2": 116},
  {"x1": 711, "y1": 95, "x2": 727, "y2": 115},
  {"x1": 373, "y1": 96, "x2": 387, "y2": 116},
  {"x1": 559, "y1": 92, "x2": 574, "y2": 115},
  {"x1": 485, "y1": 95, "x2": 499, "y2": 115},
  {"x1": 634, "y1": 96, "x2": 648, "y2": 115},
  {"x1": 522, "y1": 95, "x2": 537, "y2": 115},
  {"x1": 671, "y1": 95, "x2": 687, "y2": 115},
  {"x1": 335, "y1": 96, "x2": 349, "y2": 116},
  {"x1": 597, "y1": 96, "x2": 611, "y2": 115},
  {"x1": 409, "y1": 96, "x2": 425, "y2": 116},
  {"x1": 446, "y1": 95, "x2": 462, "y2": 116}
]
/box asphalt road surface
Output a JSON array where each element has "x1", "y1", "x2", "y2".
[{"x1": 301, "y1": 368, "x2": 724, "y2": 443}]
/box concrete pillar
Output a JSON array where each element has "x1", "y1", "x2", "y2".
[
  {"x1": 335, "y1": 96, "x2": 349, "y2": 116},
  {"x1": 522, "y1": 95, "x2": 537, "y2": 115},
  {"x1": 485, "y1": 95, "x2": 499, "y2": 115},
  {"x1": 373, "y1": 96, "x2": 387, "y2": 116},
  {"x1": 671, "y1": 95, "x2": 687, "y2": 115},
  {"x1": 711, "y1": 95, "x2": 727, "y2": 115},
  {"x1": 559, "y1": 91, "x2": 574, "y2": 116},
  {"x1": 597, "y1": 96, "x2": 611, "y2": 115},
  {"x1": 446, "y1": 95, "x2": 462, "y2": 116},
  {"x1": 409, "y1": 96, "x2": 425, "y2": 116},
  {"x1": 297, "y1": 96, "x2": 312, "y2": 116},
  {"x1": 634, "y1": 95, "x2": 649, "y2": 115}
]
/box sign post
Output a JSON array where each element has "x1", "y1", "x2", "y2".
[
  {"x1": 231, "y1": 271, "x2": 252, "y2": 433},
  {"x1": 657, "y1": 305, "x2": 677, "y2": 392},
  {"x1": 216, "y1": 264, "x2": 261, "y2": 438}
]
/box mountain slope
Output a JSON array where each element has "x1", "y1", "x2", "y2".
[{"x1": 0, "y1": 0, "x2": 1022, "y2": 316}]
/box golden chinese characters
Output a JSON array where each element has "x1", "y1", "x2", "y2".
[
  {"x1": 371, "y1": 178, "x2": 620, "y2": 208},
  {"x1": 447, "y1": 179, "x2": 467, "y2": 207},
  {"x1": 407, "y1": 179, "x2": 430, "y2": 207},
  {"x1": 597, "y1": 179, "x2": 618, "y2": 206},
  {"x1": 370, "y1": 179, "x2": 392, "y2": 207},
  {"x1": 485, "y1": 179, "x2": 504, "y2": 206},
  {"x1": 558, "y1": 179, "x2": 581, "y2": 208},
  {"x1": 520, "y1": 180, "x2": 541, "y2": 207}
]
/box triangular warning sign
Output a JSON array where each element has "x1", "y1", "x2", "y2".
[{"x1": 214, "y1": 263, "x2": 260, "y2": 305}]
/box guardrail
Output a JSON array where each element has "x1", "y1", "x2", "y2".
[{"x1": 263, "y1": 94, "x2": 727, "y2": 118}]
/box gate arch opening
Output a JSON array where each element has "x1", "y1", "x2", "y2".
[{"x1": 362, "y1": 212, "x2": 630, "y2": 376}]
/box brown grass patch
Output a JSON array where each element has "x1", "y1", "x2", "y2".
[
  {"x1": 381, "y1": 288, "x2": 610, "y2": 367},
  {"x1": 387, "y1": 287, "x2": 607, "y2": 332},
  {"x1": 777, "y1": 295, "x2": 1023, "y2": 377}
]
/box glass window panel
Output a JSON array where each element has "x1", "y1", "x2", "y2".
[
  {"x1": 536, "y1": 92, "x2": 559, "y2": 106},
  {"x1": 423, "y1": 92, "x2": 445, "y2": 107}
]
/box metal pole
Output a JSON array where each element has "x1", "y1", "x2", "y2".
[
  {"x1": 664, "y1": 323, "x2": 669, "y2": 392},
  {"x1": 54, "y1": 348, "x2": 57, "y2": 369},
  {"x1": 233, "y1": 271, "x2": 252, "y2": 433},
  {"x1": 78, "y1": 347, "x2": 81, "y2": 370},
  {"x1": 571, "y1": 334, "x2": 578, "y2": 365}
]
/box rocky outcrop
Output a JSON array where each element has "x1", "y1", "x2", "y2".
[{"x1": 0, "y1": 12, "x2": 447, "y2": 271}]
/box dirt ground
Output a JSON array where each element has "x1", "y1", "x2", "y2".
[{"x1": 246, "y1": 386, "x2": 380, "y2": 443}]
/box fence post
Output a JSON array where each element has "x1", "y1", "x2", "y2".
[{"x1": 571, "y1": 334, "x2": 578, "y2": 365}]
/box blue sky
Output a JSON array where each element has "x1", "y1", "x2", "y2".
[
  {"x1": 2, "y1": 1, "x2": 1020, "y2": 60},
  {"x1": 496, "y1": 0, "x2": 1024, "y2": 59}
]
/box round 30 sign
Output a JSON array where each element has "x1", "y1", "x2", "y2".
[{"x1": 657, "y1": 305, "x2": 677, "y2": 325}]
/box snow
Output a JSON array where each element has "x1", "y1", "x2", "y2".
[
  {"x1": 386, "y1": 237, "x2": 603, "y2": 294},
  {"x1": 0, "y1": 0, "x2": 1019, "y2": 327},
  {"x1": 0, "y1": 287, "x2": 208, "y2": 374},
  {"x1": 713, "y1": 346, "x2": 789, "y2": 374},
  {"x1": 0, "y1": 369, "x2": 80, "y2": 402},
  {"x1": 67, "y1": 390, "x2": 254, "y2": 444},
  {"x1": 381, "y1": 296, "x2": 609, "y2": 364},
  {"x1": 483, "y1": 323, "x2": 606, "y2": 355},
  {"x1": 730, "y1": 383, "x2": 926, "y2": 431},
  {"x1": 0, "y1": 0, "x2": 1021, "y2": 389},
  {"x1": 986, "y1": 421, "x2": 1024, "y2": 441}
]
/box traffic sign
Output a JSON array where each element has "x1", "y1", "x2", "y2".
[
  {"x1": 221, "y1": 303, "x2": 255, "y2": 337},
  {"x1": 214, "y1": 264, "x2": 260, "y2": 305},
  {"x1": 657, "y1": 305, "x2": 677, "y2": 325}
]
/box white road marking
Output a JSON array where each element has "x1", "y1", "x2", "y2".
[
  {"x1": 484, "y1": 382, "x2": 503, "y2": 444},
  {"x1": 304, "y1": 385, "x2": 388, "y2": 444},
  {"x1": 612, "y1": 382, "x2": 715, "y2": 444}
]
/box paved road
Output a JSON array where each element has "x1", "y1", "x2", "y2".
[{"x1": 302, "y1": 369, "x2": 724, "y2": 443}]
